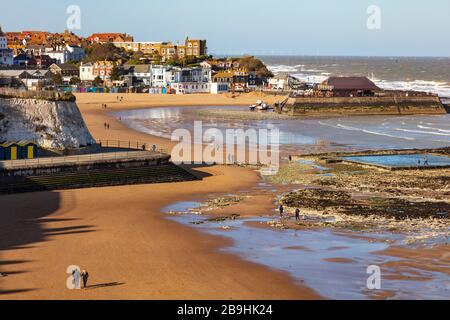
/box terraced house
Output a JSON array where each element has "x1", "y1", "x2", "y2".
[
  {"x1": 0, "y1": 26, "x2": 13, "y2": 66},
  {"x1": 87, "y1": 33, "x2": 134, "y2": 44},
  {"x1": 112, "y1": 37, "x2": 207, "y2": 61},
  {"x1": 79, "y1": 61, "x2": 115, "y2": 85}
]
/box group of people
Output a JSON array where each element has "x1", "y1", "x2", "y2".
[
  {"x1": 279, "y1": 205, "x2": 302, "y2": 222},
  {"x1": 418, "y1": 158, "x2": 430, "y2": 167},
  {"x1": 71, "y1": 269, "x2": 90, "y2": 289},
  {"x1": 116, "y1": 96, "x2": 124, "y2": 102},
  {"x1": 101, "y1": 103, "x2": 108, "y2": 109},
  {"x1": 104, "y1": 122, "x2": 111, "y2": 130}
]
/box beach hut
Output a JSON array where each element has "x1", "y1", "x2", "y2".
[
  {"x1": 0, "y1": 143, "x2": 5, "y2": 160},
  {"x1": 2, "y1": 141, "x2": 21, "y2": 160},
  {"x1": 18, "y1": 140, "x2": 38, "y2": 159}
]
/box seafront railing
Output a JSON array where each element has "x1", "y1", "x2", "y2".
[
  {"x1": 0, "y1": 88, "x2": 76, "y2": 102},
  {"x1": 0, "y1": 140, "x2": 169, "y2": 170},
  {"x1": 97, "y1": 139, "x2": 167, "y2": 154}
]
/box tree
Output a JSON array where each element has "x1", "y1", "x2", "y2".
[
  {"x1": 110, "y1": 66, "x2": 121, "y2": 82},
  {"x1": 126, "y1": 51, "x2": 145, "y2": 65},
  {"x1": 50, "y1": 73, "x2": 63, "y2": 86},
  {"x1": 152, "y1": 52, "x2": 163, "y2": 65},
  {"x1": 92, "y1": 76, "x2": 104, "y2": 87},
  {"x1": 165, "y1": 57, "x2": 181, "y2": 67},
  {"x1": 238, "y1": 56, "x2": 273, "y2": 79},
  {"x1": 84, "y1": 43, "x2": 129, "y2": 63},
  {"x1": 69, "y1": 76, "x2": 81, "y2": 86}
]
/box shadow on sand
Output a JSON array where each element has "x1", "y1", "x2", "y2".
[
  {"x1": 179, "y1": 163, "x2": 215, "y2": 180},
  {"x1": 0, "y1": 183, "x2": 97, "y2": 297},
  {"x1": 85, "y1": 282, "x2": 125, "y2": 290}
]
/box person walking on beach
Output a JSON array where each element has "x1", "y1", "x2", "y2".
[
  {"x1": 104, "y1": 122, "x2": 107, "y2": 130},
  {"x1": 81, "y1": 270, "x2": 89, "y2": 289},
  {"x1": 279, "y1": 205, "x2": 284, "y2": 218},
  {"x1": 295, "y1": 208, "x2": 301, "y2": 221}
]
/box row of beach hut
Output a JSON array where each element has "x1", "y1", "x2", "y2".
[{"x1": 0, "y1": 141, "x2": 38, "y2": 161}]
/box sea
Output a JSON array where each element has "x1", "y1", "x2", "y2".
[{"x1": 260, "y1": 56, "x2": 450, "y2": 98}]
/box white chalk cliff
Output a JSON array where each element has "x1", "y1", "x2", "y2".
[{"x1": 0, "y1": 97, "x2": 95, "y2": 150}]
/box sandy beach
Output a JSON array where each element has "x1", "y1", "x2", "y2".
[
  {"x1": 0, "y1": 93, "x2": 320, "y2": 300},
  {"x1": 2, "y1": 92, "x2": 448, "y2": 300}
]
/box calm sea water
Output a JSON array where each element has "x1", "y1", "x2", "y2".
[
  {"x1": 116, "y1": 107, "x2": 450, "y2": 151},
  {"x1": 260, "y1": 56, "x2": 450, "y2": 97}
]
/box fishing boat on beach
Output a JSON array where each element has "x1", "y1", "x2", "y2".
[{"x1": 250, "y1": 100, "x2": 272, "y2": 111}]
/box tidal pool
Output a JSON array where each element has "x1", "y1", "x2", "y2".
[{"x1": 343, "y1": 154, "x2": 450, "y2": 168}]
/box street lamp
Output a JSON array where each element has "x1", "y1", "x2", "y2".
[{"x1": 25, "y1": 60, "x2": 28, "y2": 90}]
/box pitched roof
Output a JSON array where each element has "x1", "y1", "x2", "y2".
[
  {"x1": 323, "y1": 77, "x2": 380, "y2": 91},
  {"x1": 133, "y1": 64, "x2": 151, "y2": 73},
  {"x1": 53, "y1": 63, "x2": 79, "y2": 71},
  {"x1": 213, "y1": 71, "x2": 235, "y2": 78},
  {"x1": 0, "y1": 26, "x2": 5, "y2": 37}
]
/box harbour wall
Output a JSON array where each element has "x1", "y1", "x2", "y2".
[{"x1": 279, "y1": 96, "x2": 447, "y2": 116}]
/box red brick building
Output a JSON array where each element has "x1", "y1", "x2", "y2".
[{"x1": 87, "y1": 33, "x2": 134, "y2": 44}]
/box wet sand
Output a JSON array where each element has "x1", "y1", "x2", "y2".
[{"x1": 0, "y1": 93, "x2": 319, "y2": 300}]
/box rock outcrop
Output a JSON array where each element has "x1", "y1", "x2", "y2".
[{"x1": 0, "y1": 97, "x2": 95, "y2": 150}]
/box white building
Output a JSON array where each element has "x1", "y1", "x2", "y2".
[
  {"x1": 150, "y1": 65, "x2": 171, "y2": 88},
  {"x1": 210, "y1": 82, "x2": 230, "y2": 94},
  {"x1": 45, "y1": 45, "x2": 85, "y2": 64},
  {"x1": 19, "y1": 70, "x2": 50, "y2": 89},
  {"x1": 268, "y1": 73, "x2": 288, "y2": 90},
  {"x1": 168, "y1": 66, "x2": 212, "y2": 94},
  {"x1": 79, "y1": 62, "x2": 95, "y2": 82},
  {"x1": 0, "y1": 26, "x2": 14, "y2": 66},
  {"x1": 131, "y1": 64, "x2": 151, "y2": 86},
  {"x1": 171, "y1": 82, "x2": 210, "y2": 94}
]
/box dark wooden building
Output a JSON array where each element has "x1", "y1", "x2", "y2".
[{"x1": 319, "y1": 77, "x2": 382, "y2": 97}]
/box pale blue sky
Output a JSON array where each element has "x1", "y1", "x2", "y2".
[{"x1": 1, "y1": 0, "x2": 449, "y2": 57}]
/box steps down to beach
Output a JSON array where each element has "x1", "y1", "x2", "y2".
[{"x1": 0, "y1": 163, "x2": 198, "y2": 194}]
